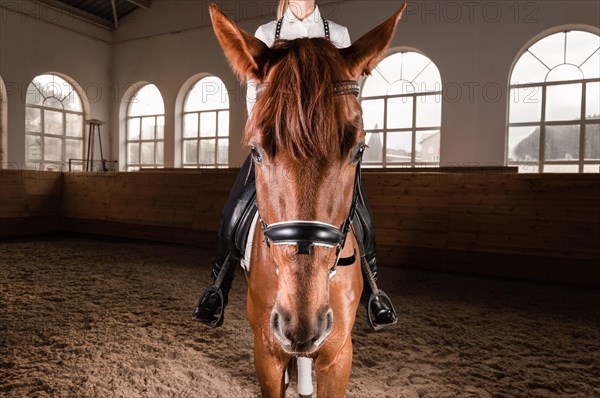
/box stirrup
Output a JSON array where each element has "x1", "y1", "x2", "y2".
[
  {"x1": 192, "y1": 285, "x2": 225, "y2": 328},
  {"x1": 367, "y1": 291, "x2": 398, "y2": 332}
]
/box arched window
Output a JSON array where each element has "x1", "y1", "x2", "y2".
[
  {"x1": 182, "y1": 76, "x2": 229, "y2": 168},
  {"x1": 360, "y1": 51, "x2": 442, "y2": 167},
  {"x1": 126, "y1": 84, "x2": 165, "y2": 170},
  {"x1": 25, "y1": 74, "x2": 84, "y2": 170},
  {"x1": 508, "y1": 30, "x2": 600, "y2": 173}
]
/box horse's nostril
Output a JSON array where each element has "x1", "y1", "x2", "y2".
[
  {"x1": 325, "y1": 309, "x2": 334, "y2": 333},
  {"x1": 271, "y1": 308, "x2": 295, "y2": 346},
  {"x1": 271, "y1": 306, "x2": 334, "y2": 352},
  {"x1": 272, "y1": 312, "x2": 280, "y2": 330}
]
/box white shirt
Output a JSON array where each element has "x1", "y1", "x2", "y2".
[
  {"x1": 247, "y1": 6, "x2": 351, "y2": 114},
  {"x1": 255, "y1": 6, "x2": 351, "y2": 48}
]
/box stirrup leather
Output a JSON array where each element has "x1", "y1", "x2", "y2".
[
  {"x1": 367, "y1": 291, "x2": 398, "y2": 332},
  {"x1": 192, "y1": 286, "x2": 225, "y2": 328}
]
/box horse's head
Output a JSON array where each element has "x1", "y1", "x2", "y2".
[{"x1": 210, "y1": 3, "x2": 405, "y2": 354}]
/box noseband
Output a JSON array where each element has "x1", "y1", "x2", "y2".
[
  {"x1": 258, "y1": 80, "x2": 362, "y2": 275},
  {"x1": 261, "y1": 161, "x2": 362, "y2": 273}
]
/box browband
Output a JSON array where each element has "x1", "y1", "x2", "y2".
[
  {"x1": 334, "y1": 80, "x2": 360, "y2": 97},
  {"x1": 255, "y1": 80, "x2": 360, "y2": 98}
]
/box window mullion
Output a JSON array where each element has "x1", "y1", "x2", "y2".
[
  {"x1": 138, "y1": 117, "x2": 142, "y2": 167},
  {"x1": 383, "y1": 97, "x2": 388, "y2": 168},
  {"x1": 197, "y1": 111, "x2": 202, "y2": 166},
  {"x1": 539, "y1": 85, "x2": 547, "y2": 173},
  {"x1": 412, "y1": 95, "x2": 417, "y2": 164},
  {"x1": 62, "y1": 111, "x2": 66, "y2": 163},
  {"x1": 215, "y1": 110, "x2": 219, "y2": 168},
  {"x1": 154, "y1": 116, "x2": 164, "y2": 168},
  {"x1": 41, "y1": 106, "x2": 46, "y2": 165},
  {"x1": 579, "y1": 83, "x2": 586, "y2": 172}
]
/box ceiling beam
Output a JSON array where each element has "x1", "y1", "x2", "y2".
[
  {"x1": 32, "y1": 0, "x2": 114, "y2": 30},
  {"x1": 126, "y1": 0, "x2": 150, "y2": 9},
  {"x1": 110, "y1": 0, "x2": 119, "y2": 29}
]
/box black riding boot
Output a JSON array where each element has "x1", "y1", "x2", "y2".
[
  {"x1": 361, "y1": 255, "x2": 398, "y2": 331},
  {"x1": 192, "y1": 237, "x2": 238, "y2": 327},
  {"x1": 192, "y1": 157, "x2": 255, "y2": 328},
  {"x1": 357, "y1": 184, "x2": 398, "y2": 331}
]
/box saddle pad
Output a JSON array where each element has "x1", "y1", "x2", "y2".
[{"x1": 240, "y1": 212, "x2": 259, "y2": 273}]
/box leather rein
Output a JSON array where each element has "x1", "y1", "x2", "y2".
[{"x1": 256, "y1": 80, "x2": 362, "y2": 278}]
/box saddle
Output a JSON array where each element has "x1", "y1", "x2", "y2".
[{"x1": 229, "y1": 182, "x2": 257, "y2": 261}]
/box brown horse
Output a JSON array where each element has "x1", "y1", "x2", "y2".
[{"x1": 209, "y1": 3, "x2": 406, "y2": 397}]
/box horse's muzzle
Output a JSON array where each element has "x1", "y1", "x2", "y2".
[{"x1": 270, "y1": 305, "x2": 334, "y2": 355}]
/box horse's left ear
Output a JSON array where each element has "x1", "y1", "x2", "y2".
[
  {"x1": 340, "y1": 3, "x2": 407, "y2": 78},
  {"x1": 209, "y1": 3, "x2": 270, "y2": 81}
]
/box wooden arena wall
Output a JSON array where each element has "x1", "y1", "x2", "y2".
[
  {"x1": 59, "y1": 171, "x2": 237, "y2": 245},
  {"x1": 0, "y1": 170, "x2": 63, "y2": 236},
  {"x1": 1, "y1": 169, "x2": 598, "y2": 286}
]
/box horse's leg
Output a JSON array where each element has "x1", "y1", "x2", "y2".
[
  {"x1": 247, "y1": 224, "x2": 288, "y2": 397},
  {"x1": 252, "y1": 332, "x2": 288, "y2": 398},
  {"x1": 314, "y1": 238, "x2": 361, "y2": 397},
  {"x1": 314, "y1": 336, "x2": 353, "y2": 398}
]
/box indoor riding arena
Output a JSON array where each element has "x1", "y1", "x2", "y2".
[{"x1": 1, "y1": 1, "x2": 599, "y2": 398}]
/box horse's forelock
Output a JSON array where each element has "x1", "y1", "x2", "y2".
[{"x1": 246, "y1": 38, "x2": 355, "y2": 164}]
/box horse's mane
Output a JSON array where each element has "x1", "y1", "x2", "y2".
[{"x1": 245, "y1": 38, "x2": 356, "y2": 164}]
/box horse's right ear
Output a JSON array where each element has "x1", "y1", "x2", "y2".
[
  {"x1": 209, "y1": 3, "x2": 270, "y2": 82},
  {"x1": 340, "y1": 3, "x2": 406, "y2": 79}
]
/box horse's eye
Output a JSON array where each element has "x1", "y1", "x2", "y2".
[
  {"x1": 251, "y1": 145, "x2": 263, "y2": 163},
  {"x1": 352, "y1": 145, "x2": 366, "y2": 164}
]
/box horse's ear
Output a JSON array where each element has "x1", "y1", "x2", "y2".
[
  {"x1": 209, "y1": 3, "x2": 269, "y2": 82},
  {"x1": 341, "y1": 3, "x2": 407, "y2": 78}
]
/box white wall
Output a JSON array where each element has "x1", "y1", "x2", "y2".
[
  {"x1": 111, "y1": 0, "x2": 600, "y2": 167},
  {"x1": 1, "y1": 0, "x2": 599, "y2": 168},
  {"x1": 111, "y1": 0, "x2": 272, "y2": 168},
  {"x1": 325, "y1": 0, "x2": 598, "y2": 166}
]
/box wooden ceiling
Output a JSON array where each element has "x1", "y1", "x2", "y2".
[{"x1": 32, "y1": 0, "x2": 150, "y2": 30}]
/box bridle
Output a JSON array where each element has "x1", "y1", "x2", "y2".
[
  {"x1": 256, "y1": 80, "x2": 363, "y2": 278},
  {"x1": 255, "y1": 80, "x2": 359, "y2": 100},
  {"x1": 260, "y1": 158, "x2": 363, "y2": 277}
]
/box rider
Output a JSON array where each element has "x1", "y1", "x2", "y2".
[{"x1": 193, "y1": 0, "x2": 398, "y2": 330}]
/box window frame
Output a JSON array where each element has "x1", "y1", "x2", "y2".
[
  {"x1": 25, "y1": 75, "x2": 85, "y2": 170},
  {"x1": 507, "y1": 30, "x2": 600, "y2": 173},
  {"x1": 181, "y1": 76, "x2": 230, "y2": 169},
  {"x1": 359, "y1": 50, "x2": 442, "y2": 168},
  {"x1": 125, "y1": 84, "x2": 165, "y2": 170}
]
